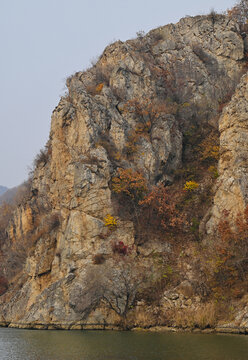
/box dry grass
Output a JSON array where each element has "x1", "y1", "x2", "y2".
[
  {"x1": 128, "y1": 308, "x2": 157, "y2": 328},
  {"x1": 167, "y1": 302, "x2": 230, "y2": 329}
]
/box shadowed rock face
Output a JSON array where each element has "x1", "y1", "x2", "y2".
[{"x1": 0, "y1": 14, "x2": 247, "y2": 329}]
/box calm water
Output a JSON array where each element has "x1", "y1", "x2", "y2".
[{"x1": 0, "y1": 328, "x2": 248, "y2": 360}]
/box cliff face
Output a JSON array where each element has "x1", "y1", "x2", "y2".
[
  {"x1": 0, "y1": 15, "x2": 248, "y2": 330},
  {"x1": 207, "y1": 73, "x2": 248, "y2": 231}
]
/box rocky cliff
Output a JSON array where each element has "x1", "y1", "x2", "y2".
[
  {"x1": 207, "y1": 73, "x2": 248, "y2": 230},
  {"x1": 0, "y1": 14, "x2": 248, "y2": 332}
]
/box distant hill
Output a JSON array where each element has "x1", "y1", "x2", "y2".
[
  {"x1": 0, "y1": 187, "x2": 18, "y2": 205},
  {"x1": 0, "y1": 182, "x2": 30, "y2": 205},
  {"x1": 0, "y1": 186, "x2": 8, "y2": 196}
]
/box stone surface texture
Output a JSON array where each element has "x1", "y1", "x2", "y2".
[{"x1": 207, "y1": 73, "x2": 248, "y2": 231}]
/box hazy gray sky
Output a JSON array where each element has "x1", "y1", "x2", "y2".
[{"x1": 0, "y1": 0, "x2": 236, "y2": 187}]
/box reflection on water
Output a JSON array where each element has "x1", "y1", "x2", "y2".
[{"x1": 0, "y1": 328, "x2": 248, "y2": 360}]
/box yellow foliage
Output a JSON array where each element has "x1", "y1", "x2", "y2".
[
  {"x1": 199, "y1": 133, "x2": 219, "y2": 162},
  {"x1": 104, "y1": 214, "x2": 117, "y2": 230},
  {"x1": 182, "y1": 102, "x2": 190, "y2": 107},
  {"x1": 183, "y1": 181, "x2": 199, "y2": 191},
  {"x1": 114, "y1": 151, "x2": 122, "y2": 161}
]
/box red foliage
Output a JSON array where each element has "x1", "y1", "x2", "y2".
[
  {"x1": 112, "y1": 241, "x2": 129, "y2": 255},
  {"x1": 139, "y1": 184, "x2": 185, "y2": 233}
]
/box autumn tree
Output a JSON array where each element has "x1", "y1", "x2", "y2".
[
  {"x1": 80, "y1": 257, "x2": 150, "y2": 326},
  {"x1": 140, "y1": 184, "x2": 185, "y2": 235},
  {"x1": 112, "y1": 168, "x2": 148, "y2": 203},
  {"x1": 198, "y1": 131, "x2": 219, "y2": 163},
  {"x1": 101, "y1": 258, "x2": 148, "y2": 321},
  {"x1": 112, "y1": 168, "x2": 148, "y2": 233}
]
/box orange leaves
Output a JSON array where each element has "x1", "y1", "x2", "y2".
[
  {"x1": 112, "y1": 168, "x2": 148, "y2": 201},
  {"x1": 140, "y1": 184, "x2": 185, "y2": 232},
  {"x1": 95, "y1": 83, "x2": 104, "y2": 94}
]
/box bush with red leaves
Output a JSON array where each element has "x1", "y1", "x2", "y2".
[{"x1": 112, "y1": 241, "x2": 129, "y2": 255}]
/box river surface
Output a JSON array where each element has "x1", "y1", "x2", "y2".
[{"x1": 0, "y1": 328, "x2": 248, "y2": 360}]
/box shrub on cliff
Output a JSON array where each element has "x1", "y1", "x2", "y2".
[
  {"x1": 112, "y1": 168, "x2": 148, "y2": 202},
  {"x1": 198, "y1": 131, "x2": 219, "y2": 163},
  {"x1": 104, "y1": 214, "x2": 117, "y2": 230},
  {"x1": 227, "y1": 0, "x2": 248, "y2": 25},
  {"x1": 32, "y1": 142, "x2": 51, "y2": 172},
  {"x1": 86, "y1": 63, "x2": 113, "y2": 95},
  {"x1": 197, "y1": 207, "x2": 248, "y2": 300},
  {"x1": 112, "y1": 241, "x2": 129, "y2": 255},
  {"x1": 139, "y1": 184, "x2": 185, "y2": 234},
  {"x1": 183, "y1": 180, "x2": 199, "y2": 192},
  {"x1": 83, "y1": 257, "x2": 150, "y2": 326},
  {"x1": 212, "y1": 208, "x2": 248, "y2": 298}
]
